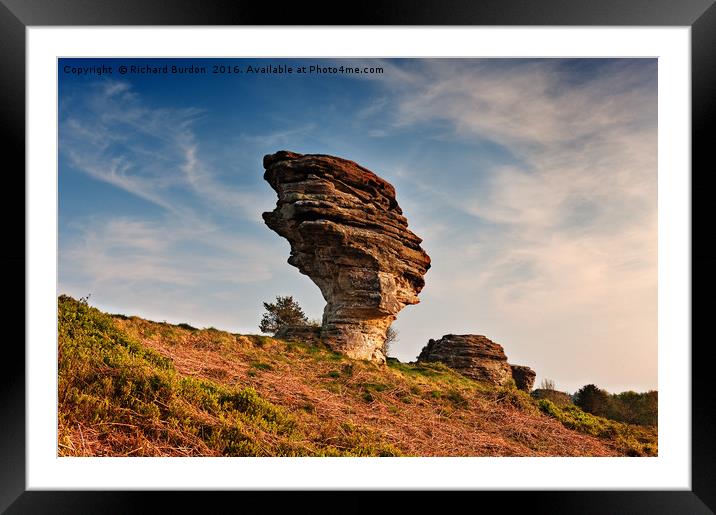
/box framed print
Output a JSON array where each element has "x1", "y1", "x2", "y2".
[{"x1": 3, "y1": 0, "x2": 715, "y2": 513}]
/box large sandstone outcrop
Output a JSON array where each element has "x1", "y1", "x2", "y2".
[
  {"x1": 417, "y1": 334, "x2": 536, "y2": 391},
  {"x1": 262, "y1": 151, "x2": 431, "y2": 363}
]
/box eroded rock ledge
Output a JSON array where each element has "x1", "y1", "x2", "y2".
[
  {"x1": 417, "y1": 334, "x2": 536, "y2": 391},
  {"x1": 510, "y1": 365, "x2": 537, "y2": 392},
  {"x1": 262, "y1": 151, "x2": 431, "y2": 363}
]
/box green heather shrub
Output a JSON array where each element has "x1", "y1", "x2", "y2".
[
  {"x1": 58, "y1": 294, "x2": 658, "y2": 458},
  {"x1": 573, "y1": 384, "x2": 658, "y2": 427},
  {"x1": 249, "y1": 362, "x2": 274, "y2": 371},
  {"x1": 538, "y1": 399, "x2": 657, "y2": 456},
  {"x1": 607, "y1": 390, "x2": 658, "y2": 426},
  {"x1": 531, "y1": 388, "x2": 573, "y2": 407},
  {"x1": 58, "y1": 295, "x2": 314, "y2": 456},
  {"x1": 446, "y1": 389, "x2": 469, "y2": 408},
  {"x1": 493, "y1": 385, "x2": 538, "y2": 413}
]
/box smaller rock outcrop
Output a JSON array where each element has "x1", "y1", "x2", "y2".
[
  {"x1": 417, "y1": 334, "x2": 536, "y2": 391},
  {"x1": 418, "y1": 335, "x2": 513, "y2": 385},
  {"x1": 510, "y1": 365, "x2": 536, "y2": 392}
]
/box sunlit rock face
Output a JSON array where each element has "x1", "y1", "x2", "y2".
[
  {"x1": 418, "y1": 335, "x2": 514, "y2": 385},
  {"x1": 418, "y1": 334, "x2": 536, "y2": 392},
  {"x1": 262, "y1": 151, "x2": 431, "y2": 363}
]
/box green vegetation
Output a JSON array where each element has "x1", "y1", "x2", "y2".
[
  {"x1": 258, "y1": 295, "x2": 313, "y2": 334},
  {"x1": 387, "y1": 359, "x2": 476, "y2": 385},
  {"x1": 493, "y1": 385, "x2": 539, "y2": 413},
  {"x1": 59, "y1": 295, "x2": 295, "y2": 455},
  {"x1": 531, "y1": 388, "x2": 573, "y2": 407},
  {"x1": 609, "y1": 390, "x2": 658, "y2": 426},
  {"x1": 58, "y1": 295, "x2": 657, "y2": 457},
  {"x1": 250, "y1": 361, "x2": 274, "y2": 371},
  {"x1": 538, "y1": 399, "x2": 657, "y2": 456},
  {"x1": 573, "y1": 384, "x2": 610, "y2": 415},
  {"x1": 531, "y1": 378, "x2": 573, "y2": 407},
  {"x1": 58, "y1": 295, "x2": 393, "y2": 456},
  {"x1": 574, "y1": 384, "x2": 658, "y2": 427}
]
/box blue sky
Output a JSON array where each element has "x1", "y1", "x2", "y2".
[{"x1": 58, "y1": 58, "x2": 657, "y2": 393}]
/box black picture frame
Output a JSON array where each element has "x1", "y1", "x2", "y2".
[{"x1": 3, "y1": 1, "x2": 714, "y2": 513}]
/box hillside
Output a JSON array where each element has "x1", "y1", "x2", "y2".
[{"x1": 58, "y1": 295, "x2": 656, "y2": 457}]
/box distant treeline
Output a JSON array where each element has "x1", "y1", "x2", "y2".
[{"x1": 573, "y1": 384, "x2": 657, "y2": 427}]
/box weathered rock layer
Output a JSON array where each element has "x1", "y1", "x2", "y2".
[
  {"x1": 418, "y1": 335, "x2": 513, "y2": 385},
  {"x1": 417, "y1": 334, "x2": 536, "y2": 391},
  {"x1": 510, "y1": 365, "x2": 537, "y2": 392},
  {"x1": 262, "y1": 151, "x2": 431, "y2": 363}
]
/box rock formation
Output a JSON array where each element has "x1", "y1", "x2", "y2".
[
  {"x1": 418, "y1": 335, "x2": 513, "y2": 385},
  {"x1": 510, "y1": 365, "x2": 536, "y2": 392},
  {"x1": 262, "y1": 151, "x2": 431, "y2": 363},
  {"x1": 417, "y1": 334, "x2": 536, "y2": 391}
]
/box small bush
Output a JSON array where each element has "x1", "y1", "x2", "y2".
[
  {"x1": 381, "y1": 325, "x2": 398, "y2": 357},
  {"x1": 259, "y1": 296, "x2": 310, "y2": 335},
  {"x1": 531, "y1": 388, "x2": 573, "y2": 407},
  {"x1": 446, "y1": 390, "x2": 468, "y2": 408},
  {"x1": 493, "y1": 386, "x2": 538, "y2": 413}
]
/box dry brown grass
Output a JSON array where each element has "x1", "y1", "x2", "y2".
[{"x1": 105, "y1": 316, "x2": 620, "y2": 457}]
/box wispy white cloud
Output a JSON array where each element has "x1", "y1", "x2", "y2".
[
  {"x1": 370, "y1": 60, "x2": 657, "y2": 391},
  {"x1": 59, "y1": 215, "x2": 294, "y2": 334},
  {"x1": 61, "y1": 217, "x2": 282, "y2": 288},
  {"x1": 235, "y1": 124, "x2": 318, "y2": 149},
  {"x1": 61, "y1": 79, "x2": 267, "y2": 222},
  {"x1": 59, "y1": 80, "x2": 293, "y2": 331}
]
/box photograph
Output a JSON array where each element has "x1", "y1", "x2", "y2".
[{"x1": 57, "y1": 57, "x2": 658, "y2": 458}]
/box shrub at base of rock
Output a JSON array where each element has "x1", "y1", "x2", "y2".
[
  {"x1": 274, "y1": 325, "x2": 322, "y2": 345},
  {"x1": 417, "y1": 334, "x2": 536, "y2": 392}
]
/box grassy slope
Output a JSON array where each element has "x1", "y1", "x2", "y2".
[{"x1": 58, "y1": 295, "x2": 656, "y2": 457}]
